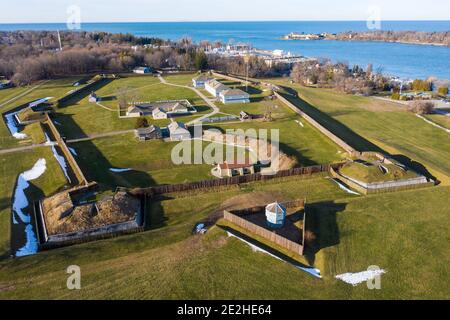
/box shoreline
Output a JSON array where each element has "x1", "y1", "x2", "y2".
[{"x1": 281, "y1": 38, "x2": 449, "y2": 47}]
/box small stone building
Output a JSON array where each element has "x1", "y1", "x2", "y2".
[
  {"x1": 135, "y1": 125, "x2": 162, "y2": 141},
  {"x1": 168, "y1": 121, "x2": 191, "y2": 141}
]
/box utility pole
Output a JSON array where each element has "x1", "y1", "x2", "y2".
[
  {"x1": 57, "y1": 30, "x2": 62, "y2": 51},
  {"x1": 244, "y1": 54, "x2": 250, "y2": 92}
]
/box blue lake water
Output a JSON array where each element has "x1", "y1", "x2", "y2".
[{"x1": 1, "y1": 21, "x2": 449, "y2": 79}]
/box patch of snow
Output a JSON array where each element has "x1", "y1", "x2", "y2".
[
  {"x1": 329, "y1": 178, "x2": 360, "y2": 195},
  {"x1": 15, "y1": 224, "x2": 39, "y2": 257},
  {"x1": 11, "y1": 159, "x2": 49, "y2": 256},
  {"x1": 227, "y1": 231, "x2": 322, "y2": 279},
  {"x1": 4, "y1": 112, "x2": 27, "y2": 139},
  {"x1": 50, "y1": 144, "x2": 71, "y2": 183},
  {"x1": 109, "y1": 168, "x2": 132, "y2": 173},
  {"x1": 22, "y1": 158, "x2": 47, "y2": 181},
  {"x1": 12, "y1": 159, "x2": 47, "y2": 225},
  {"x1": 69, "y1": 147, "x2": 77, "y2": 156},
  {"x1": 336, "y1": 269, "x2": 386, "y2": 286},
  {"x1": 29, "y1": 97, "x2": 52, "y2": 108},
  {"x1": 43, "y1": 132, "x2": 56, "y2": 146},
  {"x1": 13, "y1": 176, "x2": 31, "y2": 224},
  {"x1": 297, "y1": 266, "x2": 322, "y2": 278},
  {"x1": 12, "y1": 212, "x2": 18, "y2": 224}
]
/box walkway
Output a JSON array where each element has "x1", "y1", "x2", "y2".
[
  {"x1": 157, "y1": 75, "x2": 220, "y2": 125},
  {"x1": 0, "y1": 80, "x2": 50, "y2": 109},
  {"x1": 0, "y1": 143, "x2": 50, "y2": 155},
  {"x1": 66, "y1": 129, "x2": 135, "y2": 143}
]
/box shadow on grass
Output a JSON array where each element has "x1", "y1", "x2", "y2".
[
  {"x1": 279, "y1": 142, "x2": 318, "y2": 167},
  {"x1": 58, "y1": 78, "x2": 113, "y2": 108},
  {"x1": 303, "y1": 201, "x2": 346, "y2": 266},
  {"x1": 240, "y1": 86, "x2": 263, "y2": 95},
  {"x1": 9, "y1": 182, "x2": 45, "y2": 258},
  {"x1": 218, "y1": 225, "x2": 314, "y2": 270},
  {"x1": 192, "y1": 105, "x2": 211, "y2": 113},
  {"x1": 278, "y1": 86, "x2": 385, "y2": 153},
  {"x1": 391, "y1": 154, "x2": 438, "y2": 183},
  {"x1": 100, "y1": 95, "x2": 117, "y2": 102},
  {"x1": 50, "y1": 111, "x2": 157, "y2": 192},
  {"x1": 0, "y1": 198, "x2": 10, "y2": 212},
  {"x1": 145, "y1": 194, "x2": 175, "y2": 230}
]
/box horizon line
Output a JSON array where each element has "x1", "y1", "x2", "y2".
[{"x1": 1, "y1": 19, "x2": 450, "y2": 25}]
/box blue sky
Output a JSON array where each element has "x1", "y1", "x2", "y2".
[{"x1": 1, "y1": 0, "x2": 450, "y2": 23}]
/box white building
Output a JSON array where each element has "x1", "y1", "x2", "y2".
[
  {"x1": 219, "y1": 89, "x2": 250, "y2": 104},
  {"x1": 88, "y1": 92, "x2": 100, "y2": 103},
  {"x1": 192, "y1": 75, "x2": 213, "y2": 88},
  {"x1": 265, "y1": 202, "x2": 287, "y2": 229},
  {"x1": 133, "y1": 67, "x2": 152, "y2": 74},
  {"x1": 205, "y1": 79, "x2": 229, "y2": 97},
  {"x1": 168, "y1": 121, "x2": 191, "y2": 141}
]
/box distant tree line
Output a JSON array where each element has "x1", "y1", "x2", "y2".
[
  {"x1": 328, "y1": 31, "x2": 450, "y2": 46},
  {"x1": 0, "y1": 31, "x2": 288, "y2": 86},
  {"x1": 290, "y1": 59, "x2": 389, "y2": 95}
]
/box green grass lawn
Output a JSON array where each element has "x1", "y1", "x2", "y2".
[
  {"x1": 269, "y1": 80, "x2": 450, "y2": 182},
  {"x1": 70, "y1": 133, "x2": 255, "y2": 191},
  {"x1": 53, "y1": 76, "x2": 213, "y2": 139},
  {"x1": 0, "y1": 78, "x2": 82, "y2": 149},
  {"x1": 0, "y1": 147, "x2": 69, "y2": 258},
  {"x1": 98, "y1": 76, "x2": 204, "y2": 109},
  {"x1": 425, "y1": 114, "x2": 450, "y2": 130},
  {"x1": 339, "y1": 162, "x2": 419, "y2": 183},
  {"x1": 0, "y1": 172, "x2": 448, "y2": 299},
  {"x1": 208, "y1": 117, "x2": 345, "y2": 167},
  {"x1": 164, "y1": 73, "x2": 198, "y2": 86},
  {"x1": 0, "y1": 77, "x2": 448, "y2": 300}
]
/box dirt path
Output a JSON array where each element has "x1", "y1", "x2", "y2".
[
  {"x1": 0, "y1": 80, "x2": 50, "y2": 109},
  {"x1": 0, "y1": 143, "x2": 49, "y2": 155},
  {"x1": 157, "y1": 75, "x2": 220, "y2": 125},
  {"x1": 66, "y1": 129, "x2": 135, "y2": 143}
]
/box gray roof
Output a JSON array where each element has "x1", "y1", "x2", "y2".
[
  {"x1": 129, "y1": 101, "x2": 190, "y2": 114},
  {"x1": 194, "y1": 75, "x2": 213, "y2": 82},
  {"x1": 266, "y1": 202, "x2": 286, "y2": 214},
  {"x1": 136, "y1": 125, "x2": 160, "y2": 135},
  {"x1": 206, "y1": 79, "x2": 229, "y2": 91},
  {"x1": 221, "y1": 88, "x2": 250, "y2": 97},
  {"x1": 168, "y1": 121, "x2": 189, "y2": 134}
]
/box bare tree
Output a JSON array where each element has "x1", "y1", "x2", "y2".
[{"x1": 409, "y1": 100, "x2": 435, "y2": 115}]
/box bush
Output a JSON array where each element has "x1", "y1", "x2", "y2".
[
  {"x1": 438, "y1": 86, "x2": 449, "y2": 96},
  {"x1": 409, "y1": 100, "x2": 435, "y2": 115},
  {"x1": 135, "y1": 117, "x2": 149, "y2": 129},
  {"x1": 391, "y1": 92, "x2": 400, "y2": 100}
]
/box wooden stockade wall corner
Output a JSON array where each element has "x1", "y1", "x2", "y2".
[{"x1": 223, "y1": 198, "x2": 307, "y2": 256}]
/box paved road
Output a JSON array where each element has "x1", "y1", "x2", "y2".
[
  {"x1": 158, "y1": 75, "x2": 220, "y2": 125},
  {"x1": 66, "y1": 129, "x2": 135, "y2": 143}
]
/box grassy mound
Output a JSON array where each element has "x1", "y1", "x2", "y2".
[{"x1": 339, "y1": 162, "x2": 419, "y2": 183}]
